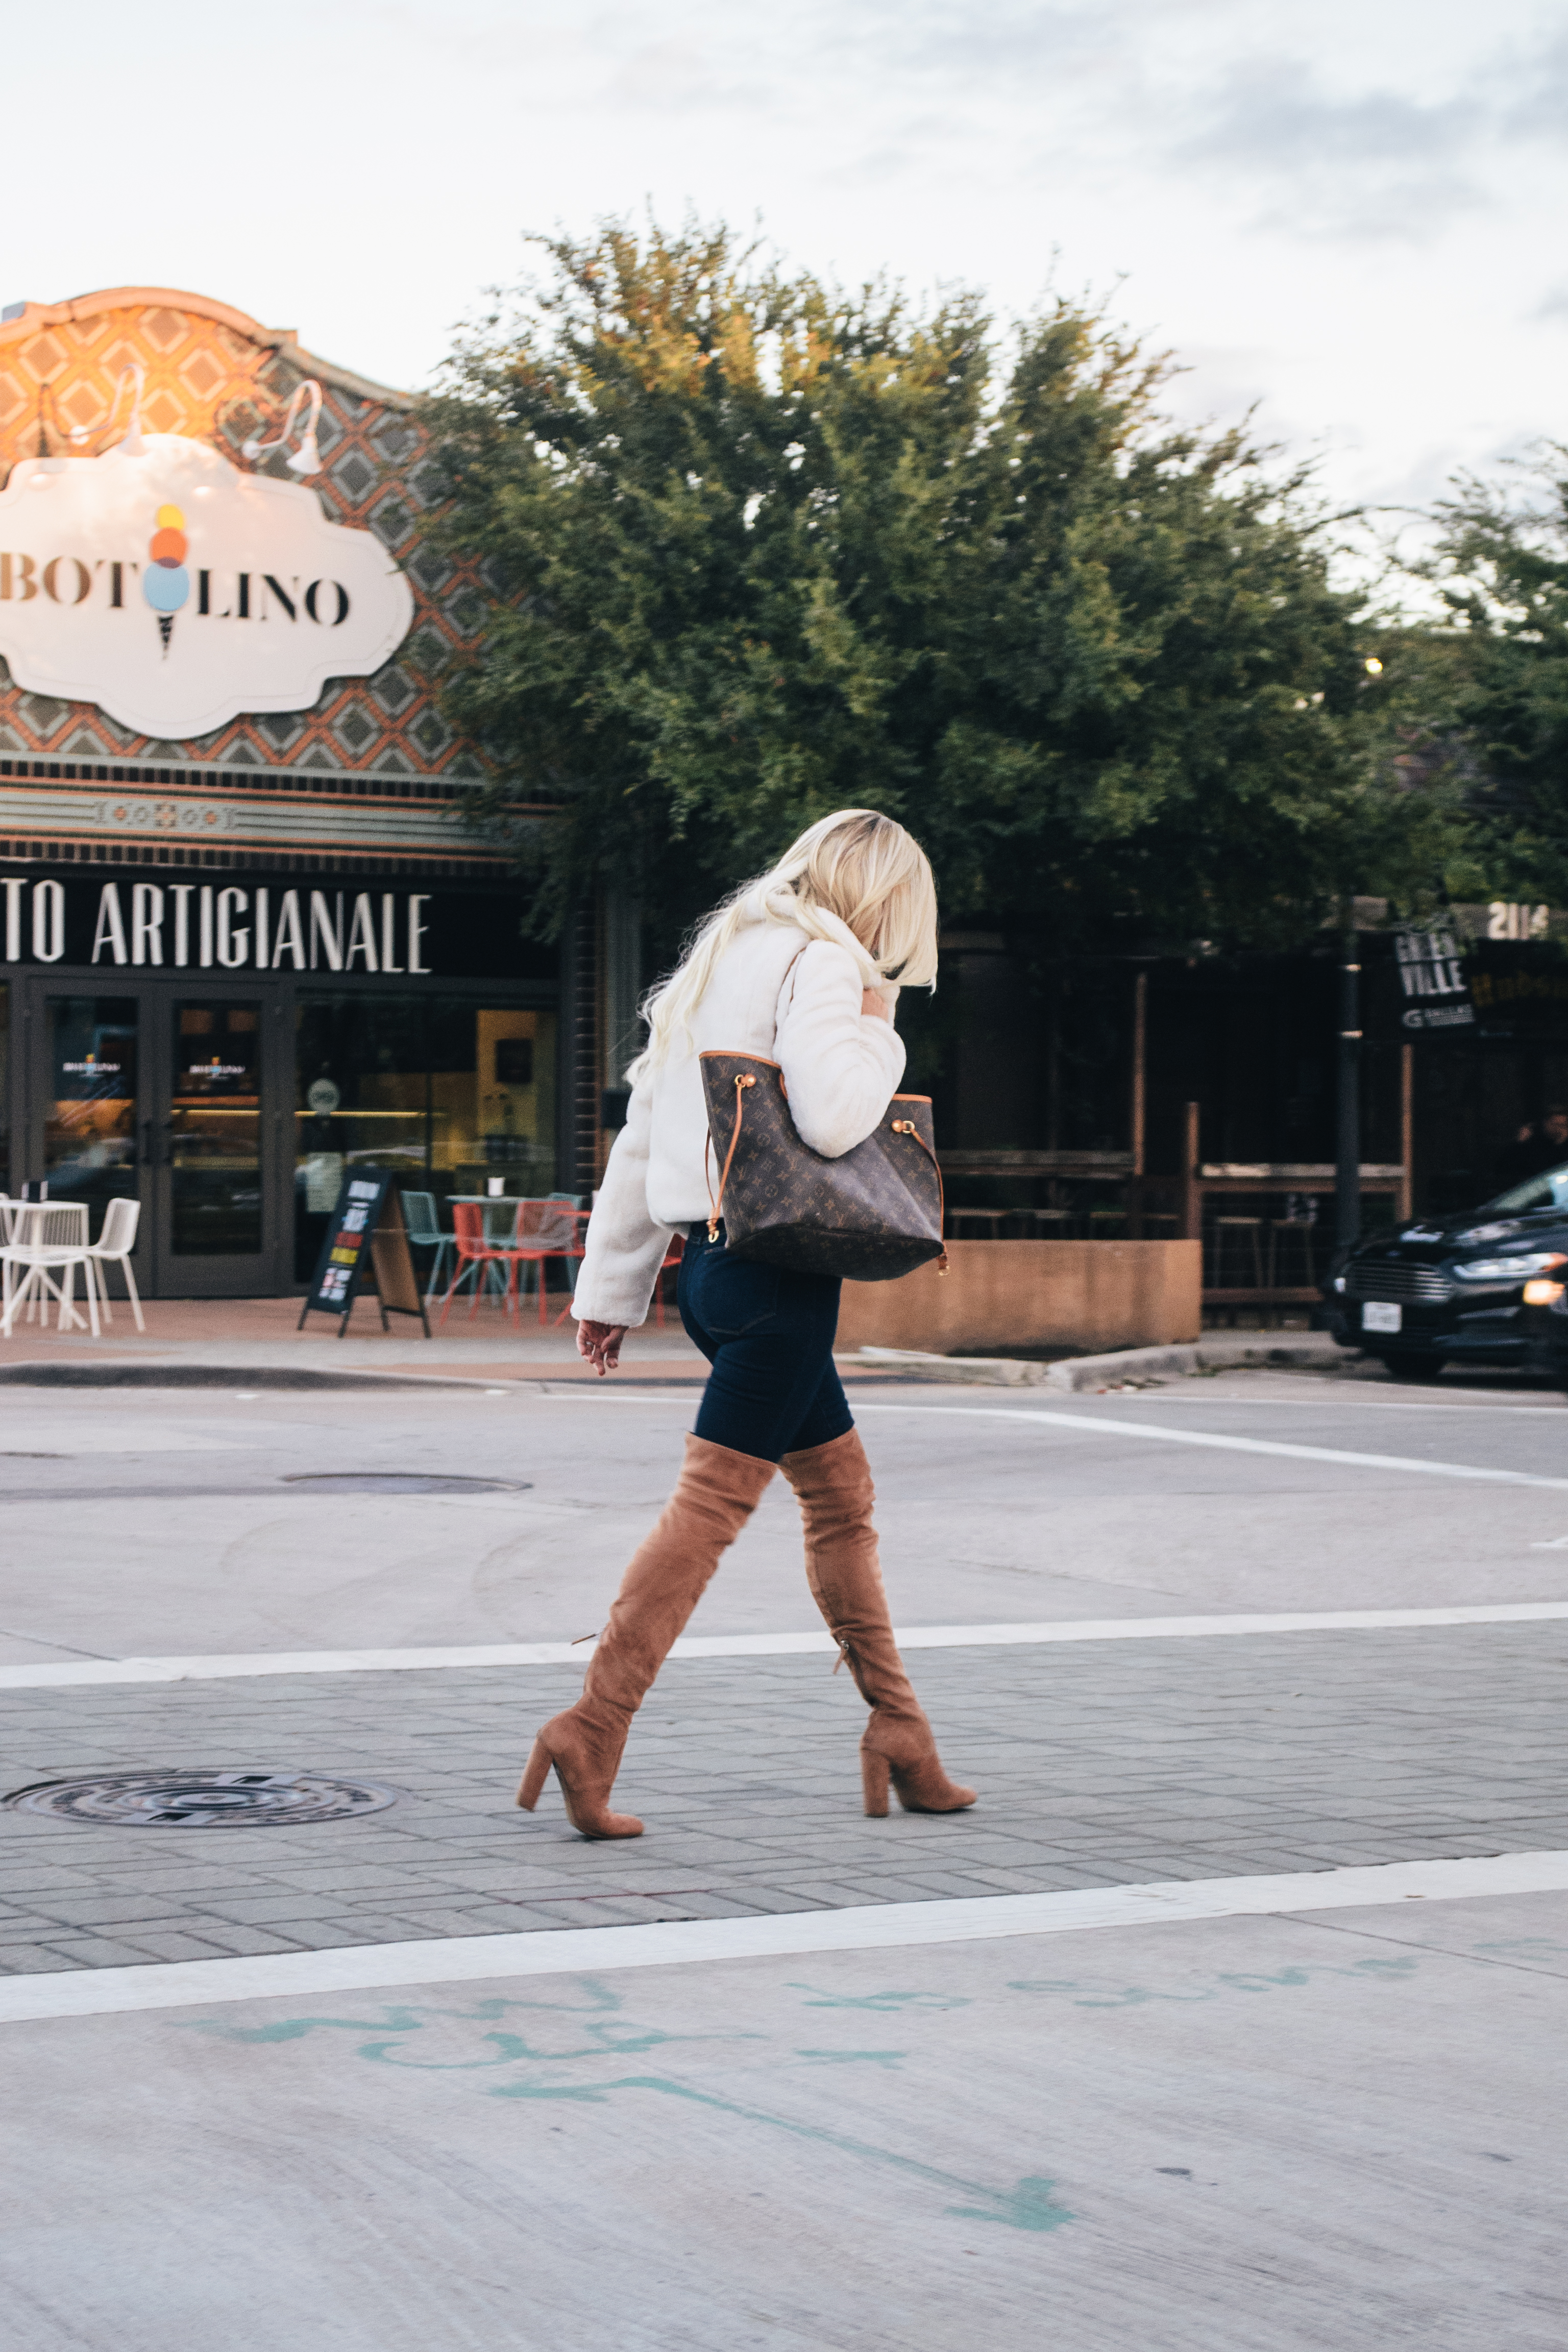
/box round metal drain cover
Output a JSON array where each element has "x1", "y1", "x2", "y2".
[
  {"x1": 282, "y1": 1473, "x2": 529, "y2": 1495},
  {"x1": 5, "y1": 1770, "x2": 399, "y2": 1827}
]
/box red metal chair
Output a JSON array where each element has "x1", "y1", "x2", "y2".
[
  {"x1": 510, "y1": 1198, "x2": 582, "y2": 1325},
  {"x1": 438, "y1": 1202, "x2": 536, "y2": 1325},
  {"x1": 551, "y1": 1207, "x2": 592, "y2": 1326},
  {"x1": 652, "y1": 1231, "x2": 683, "y2": 1329},
  {"x1": 549, "y1": 1220, "x2": 681, "y2": 1330}
]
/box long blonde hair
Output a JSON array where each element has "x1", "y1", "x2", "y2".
[{"x1": 627, "y1": 810, "x2": 939, "y2": 1079}]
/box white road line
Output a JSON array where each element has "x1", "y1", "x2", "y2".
[
  {"x1": 535, "y1": 1386, "x2": 1568, "y2": 1487},
  {"x1": 1108, "y1": 1394, "x2": 1568, "y2": 1416},
  {"x1": 3, "y1": 1850, "x2": 1565, "y2": 2026},
  {"x1": 851, "y1": 1400, "x2": 1568, "y2": 1488},
  {"x1": 4, "y1": 1602, "x2": 1565, "y2": 1690},
  {"x1": 538, "y1": 1384, "x2": 1568, "y2": 1419}
]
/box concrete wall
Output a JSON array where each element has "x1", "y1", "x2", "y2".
[{"x1": 835, "y1": 1239, "x2": 1202, "y2": 1356}]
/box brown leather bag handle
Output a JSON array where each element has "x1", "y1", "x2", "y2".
[
  {"x1": 891, "y1": 1118, "x2": 950, "y2": 1274},
  {"x1": 705, "y1": 1073, "x2": 756, "y2": 1241}
]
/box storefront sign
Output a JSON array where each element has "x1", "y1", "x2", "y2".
[
  {"x1": 1467, "y1": 955, "x2": 1568, "y2": 1031},
  {"x1": 2, "y1": 875, "x2": 434, "y2": 972},
  {"x1": 0, "y1": 434, "x2": 413, "y2": 739},
  {"x1": 0, "y1": 866, "x2": 556, "y2": 981}
]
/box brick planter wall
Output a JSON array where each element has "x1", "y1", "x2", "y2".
[{"x1": 835, "y1": 1239, "x2": 1202, "y2": 1357}]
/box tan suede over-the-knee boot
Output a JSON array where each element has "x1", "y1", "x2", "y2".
[
  {"x1": 780, "y1": 1427, "x2": 975, "y2": 1817},
  {"x1": 517, "y1": 1433, "x2": 775, "y2": 1837}
]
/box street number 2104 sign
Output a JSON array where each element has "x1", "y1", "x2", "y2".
[{"x1": 0, "y1": 433, "x2": 413, "y2": 739}]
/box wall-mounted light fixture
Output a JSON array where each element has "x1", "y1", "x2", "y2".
[{"x1": 241, "y1": 379, "x2": 323, "y2": 477}]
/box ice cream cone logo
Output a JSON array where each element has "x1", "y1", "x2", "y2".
[{"x1": 142, "y1": 501, "x2": 190, "y2": 657}]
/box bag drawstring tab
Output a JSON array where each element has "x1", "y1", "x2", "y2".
[
  {"x1": 706, "y1": 1073, "x2": 755, "y2": 1242},
  {"x1": 891, "y1": 1118, "x2": 950, "y2": 1273}
]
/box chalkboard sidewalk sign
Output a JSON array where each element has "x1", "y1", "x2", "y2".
[{"x1": 298, "y1": 1170, "x2": 431, "y2": 1339}]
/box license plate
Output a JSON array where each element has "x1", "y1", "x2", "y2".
[{"x1": 1362, "y1": 1301, "x2": 1402, "y2": 1334}]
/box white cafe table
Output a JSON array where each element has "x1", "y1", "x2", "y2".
[{"x1": 1, "y1": 1201, "x2": 99, "y2": 1338}]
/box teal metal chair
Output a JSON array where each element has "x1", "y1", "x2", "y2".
[{"x1": 401, "y1": 1190, "x2": 454, "y2": 1303}]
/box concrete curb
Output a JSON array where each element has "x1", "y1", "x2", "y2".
[
  {"x1": 0, "y1": 1334, "x2": 1349, "y2": 1394},
  {"x1": 0, "y1": 1360, "x2": 716, "y2": 1393},
  {"x1": 855, "y1": 1333, "x2": 1350, "y2": 1391},
  {"x1": 0, "y1": 1362, "x2": 493, "y2": 1392}
]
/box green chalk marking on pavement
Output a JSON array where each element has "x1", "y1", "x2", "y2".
[
  {"x1": 491, "y1": 2071, "x2": 1075, "y2": 2235},
  {"x1": 177, "y1": 1980, "x2": 759, "y2": 2071},
  {"x1": 945, "y1": 2177, "x2": 1076, "y2": 2234},
  {"x1": 793, "y1": 2048, "x2": 907, "y2": 2067},
  {"x1": 1006, "y1": 1955, "x2": 1421, "y2": 2007},
  {"x1": 784, "y1": 1982, "x2": 973, "y2": 2011},
  {"x1": 178, "y1": 1980, "x2": 1071, "y2": 2231},
  {"x1": 1008, "y1": 1980, "x2": 1221, "y2": 2008}
]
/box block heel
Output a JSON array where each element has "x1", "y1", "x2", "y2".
[
  {"x1": 861, "y1": 1748, "x2": 891, "y2": 1817},
  {"x1": 514, "y1": 1718, "x2": 644, "y2": 1839},
  {"x1": 516, "y1": 1736, "x2": 551, "y2": 1811}
]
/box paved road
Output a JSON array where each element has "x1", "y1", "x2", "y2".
[
  {"x1": 4, "y1": 1358, "x2": 1566, "y2": 2347},
  {"x1": 4, "y1": 1366, "x2": 1568, "y2": 1663},
  {"x1": 7, "y1": 1891, "x2": 1566, "y2": 2352}
]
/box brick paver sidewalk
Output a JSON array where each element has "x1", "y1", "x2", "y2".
[{"x1": 3, "y1": 1623, "x2": 1563, "y2": 1972}]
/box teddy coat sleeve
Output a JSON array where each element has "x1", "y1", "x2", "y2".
[
  {"x1": 568, "y1": 1073, "x2": 674, "y2": 1328},
  {"x1": 773, "y1": 940, "x2": 907, "y2": 1157}
]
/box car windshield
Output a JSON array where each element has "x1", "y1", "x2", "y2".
[{"x1": 1485, "y1": 1162, "x2": 1568, "y2": 1215}]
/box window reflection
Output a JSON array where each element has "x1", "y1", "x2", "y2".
[
  {"x1": 432, "y1": 1004, "x2": 557, "y2": 1200},
  {"x1": 295, "y1": 997, "x2": 557, "y2": 1280}
]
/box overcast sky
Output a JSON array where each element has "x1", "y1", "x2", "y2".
[{"x1": 9, "y1": 1, "x2": 1565, "y2": 532}]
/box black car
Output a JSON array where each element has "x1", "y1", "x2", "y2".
[{"x1": 1324, "y1": 1161, "x2": 1568, "y2": 1380}]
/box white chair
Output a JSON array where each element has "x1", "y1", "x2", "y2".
[
  {"x1": 0, "y1": 1195, "x2": 14, "y2": 1243},
  {"x1": 84, "y1": 1196, "x2": 145, "y2": 1332},
  {"x1": 2, "y1": 1203, "x2": 99, "y2": 1338}
]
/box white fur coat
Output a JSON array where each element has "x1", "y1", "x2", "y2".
[{"x1": 570, "y1": 915, "x2": 906, "y2": 1328}]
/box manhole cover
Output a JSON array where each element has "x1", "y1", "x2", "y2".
[
  {"x1": 281, "y1": 1473, "x2": 530, "y2": 1495},
  {"x1": 4, "y1": 1771, "x2": 399, "y2": 1827}
]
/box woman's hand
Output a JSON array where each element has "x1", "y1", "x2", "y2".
[
  {"x1": 576, "y1": 1319, "x2": 628, "y2": 1377},
  {"x1": 861, "y1": 988, "x2": 890, "y2": 1021}
]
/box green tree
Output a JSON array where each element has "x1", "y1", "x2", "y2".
[
  {"x1": 421, "y1": 218, "x2": 1454, "y2": 967},
  {"x1": 1423, "y1": 447, "x2": 1568, "y2": 903}
]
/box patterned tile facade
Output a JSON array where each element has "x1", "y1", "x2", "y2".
[{"x1": 0, "y1": 289, "x2": 491, "y2": 806}]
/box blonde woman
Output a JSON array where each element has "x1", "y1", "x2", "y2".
[{"x1": 517, "y1": 809, "x2": 977, "y2": 1839}]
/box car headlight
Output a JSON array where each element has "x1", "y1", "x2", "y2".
[{"x1": 1454, "y1": 1252, "x2": 1568, "y2": 1282}]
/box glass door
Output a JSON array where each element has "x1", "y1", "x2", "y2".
[
  {"x1": 162, "y1": 996, "x2": 272, "y2": 1290},
  {"x1": 39, "y1": 994, "x2": 144, "y2": 1237},
  {"x1": 23, "y1": 979, "x2": 287, "y2": 1297}
]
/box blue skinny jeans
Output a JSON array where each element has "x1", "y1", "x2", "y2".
[{"x1": 677, "y1": 1224, "x2": 854, "y2": 1464}]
